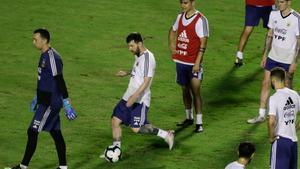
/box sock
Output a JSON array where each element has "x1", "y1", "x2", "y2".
[
  {"x1": 20, "y1": 164, "x2": 28, "y2": 169},
  {"x1": 113, "y1": 141, "x2": 121, "y2": 148},
  {"x1": 185, "y1": 109, "x2": 193, "y2": 119},
  {"x1": 59, "y1": 166, "x2": 68, "y2": 169},
  {"x1": 196, "y1": 114, "x2": 203, "y2": 125},
  {"x1": 157, "y1": 129, "x2": 168, "y2": 139},
  {"x1": 259, "y1": 108, "x2": 266, "y2": 118},
  {"x1": 236, "y1": 51, "x2": 243, "y2": 60},
  {"x1": 50, "y1": 130, "x2": 66, "y2": 166},
  {"x1": 21, "y1": 128, "x2": 39, "y2": 166}
]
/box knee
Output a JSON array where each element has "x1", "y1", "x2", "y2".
[
  {"x1": 112, "y1": 117, "x2": 121, "y2": 128},
  {"x1": 27, "y1": 128, "x2": 38, "y2": 137},
  {"x1": 131, "y1": 128, "x2": 140, "y2": 133}
]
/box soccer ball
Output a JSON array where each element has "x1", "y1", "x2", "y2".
[{"x1": 104, "y1": 145, "x2": 122, "y2": 163}]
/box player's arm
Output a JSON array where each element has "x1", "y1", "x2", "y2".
[
  {"x1": 116, "y1": 70, "x2": 131, "y2": 77},
  {"x1": 126, "y1": 77, "x2": 151, "y2": 107},
  {"x1": 268, "y1": 96, "x2": 277, "y2": 143},
  {"x1": 51, "y1": 57, "x2": 77, "y2": 120},
  {"x1": 268, "y1": 115, "x2": 276, "y2": 143},
  {"x1": 193, "y1": 37, "x2": 207, "y2": 73},
  {"x1": 168, "y1": 27, "x2": 177, "y2": 55},
  {"x1": 289, "y1": 36, "x2": 300, "y2": 74}
]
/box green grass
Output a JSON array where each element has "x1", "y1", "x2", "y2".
[{"x1": 1, "y1": 0, "x2": 300, "y2": 168}]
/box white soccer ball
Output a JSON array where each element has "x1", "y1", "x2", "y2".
[{"x1": 104, "y1": 145, "x2": 122, "y2": 163}]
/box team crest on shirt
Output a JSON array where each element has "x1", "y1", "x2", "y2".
[
  {"x1": 136, "y1": 62, "x2": 139, "y2": 66},
  {"x1": 287, "y1": 22, "x2": 291, "y2": 27},
  {"x1": 41, "y1": 59, "x2": 46, "y2": 68}
]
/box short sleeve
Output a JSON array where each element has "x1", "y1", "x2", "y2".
[
  {"x1": 144, "y1": 53, "x2": 156, "y2": 77},
  {"x1": 172, "y1": 14, "x2": 182, "y2": 31},
  {"x1": 196, "y1": 16, "x2": 209, "y2": 38},
  {"x1": 267, "y1": 11, "x2": 274, "y2": 29},
  {"x1": 268, "y1": 96, "x2": 277, "y2": 116}
]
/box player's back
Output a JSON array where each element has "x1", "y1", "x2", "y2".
[
  {"x1": 225, "y1": 161, "x2": 245, "y2": 169},
  {"x1": 270, "y1": 87, "x2": 300, "y2": 142}
]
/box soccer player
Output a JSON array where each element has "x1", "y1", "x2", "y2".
[
  {"x1": 268, "y1": 67, "x2": 299, "y2": 169},
  {"x1": 106, "y1": 32, "x2": 174, "y2": 152},
  {"x1": 225, "y1": 142, "x2": 255, "y2": 169},
  {"x1": 234, "y1": 0, "x2": 275, "y2": 67},
  {"x1": 247, "y1": 0, "x2": 300, "y2": 124},
  {"x1": 168, "y1": 0, "x2": 209, "y2": 132},
  {"x1": 10, "y1": 28, "x2": 77, "y2": 169}
]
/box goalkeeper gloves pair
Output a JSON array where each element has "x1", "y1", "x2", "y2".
[{"x1": 30, "y1": 96, "x2": 77, "y2": 120}]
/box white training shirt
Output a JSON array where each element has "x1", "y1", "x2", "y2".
[
  {"x1": 268, "y1": 87, "x2": 300, "y2": 142},
  {"x1": 122, "y1": 50, "x2": 155, "y2": 107},
  {"x1": 172, "y1": 11, "x2": 209, "y2": 38},
  {"x1": 225, "y1": 161, "x2": 245, "y2": 169},
  {"x1": 268, "y1": 9, "x2": 300, "y2": 64}
]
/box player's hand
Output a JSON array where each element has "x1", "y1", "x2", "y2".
[
  {"x1": 192, "y1": 65, "x2": 200, "y2": 74},
  {"x1": 288, "y1": 63, "x2": 297, "y2": 74},
  {"x1": 30, "y1": 96, "x2": 38, "y2": 113},
  {"x1": 126, "y1": 94, "x2": 138, "y2": 107},
  {"x1": 260, "y1": 57, "x2": 267, "y2": 68},
  {"x1": 116, "y1": 70, "x2": 128, "y2": 77},
  {"x1": 63, "y1": 98, "x2": 77, "y2": 120}
]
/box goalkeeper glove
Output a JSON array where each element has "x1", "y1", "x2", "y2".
[
  {"x1": 63, "y1": 98, "x2": 77, "y2": 120},
  {"x1": 30, "y1": 96, "x2": 38, "y2": 112}
]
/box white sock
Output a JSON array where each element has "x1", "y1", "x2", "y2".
[
  {"x1": 20, "y1": 164, "x2": 28, "y2": 169},
  {"x1": 236, "y1": 51, "x2": 243, "y2": 59},
  {"x1": 196, "y1": 114, "x2": 203, "y2": 125},
  {"x1": 59, "y1": 166, "x2": 68, "y2": 169},
  {"x1": 259, "y1": 108, "x2": 266, "y2": 118},
  {"x1": 157, "y1": 129, "x2": 168, "y2": 139},
  {"x1": 185, "y1": 109, "x2": 193, "y2": 119},
  {"x1": 113, "y1": 141, "x2": 121, "y2": 148}
]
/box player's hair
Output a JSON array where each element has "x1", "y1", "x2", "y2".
[
  {"x1": 126, "y1": 32, "x2": 143, "y2": 43},
  {"x1": 238, "y1": 142, "x2": 255, "y2": 159},
  {"x1": 270, "y1": 67, "x2": 286, "y2": 82},
  {"x1": 33, "y1": 28, "x2": 50, "y2": 43}
]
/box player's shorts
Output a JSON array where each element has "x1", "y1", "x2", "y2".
[
  {"x1": 245, "y1": 5, "x2": 273, "y2": 28},
  {"x1": 176, "y1": 62, "x2": 203, "y2": 86},
  {"x1": 112, "y1": 99, "x2": 149, "y2": 128},
  {"x1": 265, "y1": 57, "x2": 290, "y2": 72},
  {"x1": 270, "y1": 136, "x2": 297, "y2": 169},
  {"x1": 29, "y1": 104, "x2": 61, "y2": 132}
]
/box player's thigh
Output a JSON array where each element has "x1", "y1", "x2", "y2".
[
  {"x1": 176, "y1": 63, "x2": 191, "y2": 86},
  {"x1": 112, "y1": 99, "x2": 131, "y2": 126},
  {"x1": 190, "y1": 78, "x2": 201, "y2": 95},
  {"x1": 290, "y1": 142, "x2": 298, "y2": 169},
  {"x1": 130, "y1": 103, "x2": 149, "y2": 128},
  {"x1": 270, "y1": 138, "x2": 292, "y2": 169},
  {"x1": 261, "y1": 6, "x2": 273, "y2": 28},
  {"x1": 245, "y1": 5, "x2": 260, "y2": 27},
  {"x1": 30, "y1": 104, "x2": 51, "y2": 132}
]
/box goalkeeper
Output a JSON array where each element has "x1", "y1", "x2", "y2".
[{"x1": 10, "y1": 28, "x2": 77, "y2": 169}]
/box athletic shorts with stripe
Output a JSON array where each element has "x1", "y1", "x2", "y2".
[
  {"x1": 176, "y1": 62, "x2": 203, "y2": 86},
  {"x1": 270, "y1": 136, "x2": 298, "y2": 169},
  {"x1": 29, "y1": 104, "x2": 61, "y2": 132},
  {"x1": 112, "y1": 99, "x2": 149, "y2": 128}
]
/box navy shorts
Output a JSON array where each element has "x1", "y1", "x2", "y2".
[
  {"x1": 270, "y1": 137, "x2": 298, "y2": 169},
  {"x1": 245, "y1": 5, "x2": 273, "y2": 28},
  {"x1": 30, "y1": 104, "x2": 61, "y2": 132},
  {"x1": 265, "y1": 57, "x2": 290, "y2": 72},
  {"x1": 112, "y1": 99, "x2": 149, "y2": 128},
  {"x1": 176, "y1": 62, "x2": 203, "y2": 86}
]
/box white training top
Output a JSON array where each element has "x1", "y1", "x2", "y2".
[
  {"x1": 172, "y1": 11, "x2": 209, "y2": 38},
  {"x1": 268, "y1": 9, "x2": 300, "y2": 64},
  {"x1": 268, "y1": 87, "x2": 300, "y2": 142},
  {"x1": 122, "y1": 50, "x2": 155, "y2": 107},
  {"x1": 225, "y1": 161, "x2": 245, "y2": 169}
]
